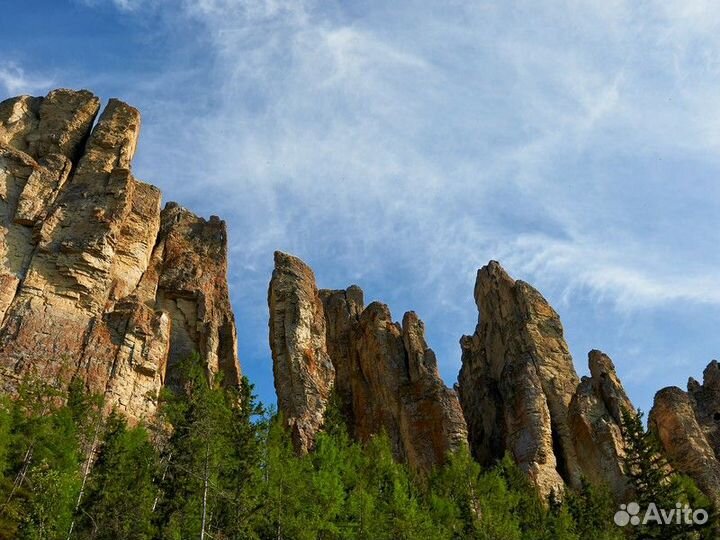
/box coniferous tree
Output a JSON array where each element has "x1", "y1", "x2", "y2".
[
  {"x1": 621, "y1": 407, "x2": 680, "y2": 539},
  {"x1": 621, "y1": 407, "x2": 715, "y2": 539},
  {"x1": 155, "y1": 354, "x2": 260, "y2": 540},
  {"x1": 0, "y1": 373, "x2": 82, "y2": 540},
  {"x1": 428, "y1": 446, "x2": 485, "y2": 538},
  {"x1": 211, "y1": 376, "x2": 265, "y2": 539},
  {"x1": 565, "y1": 478, "x2": 620, "y2": 540},
  {"x1": 74, "y1": 412, "x2": 158, "y2": 540},
  {"x1": 64, "y1": 377, "x2": 104, "y2": 540},
  {"x1": 252, "y1": 415, "x2": 314, "y2": 540},
  {"x1": 621, "y1": 408, "x2": 677, "y2": 510}
]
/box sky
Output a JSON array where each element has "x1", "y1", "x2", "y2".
[{"x1": 2, "y1": 0, "x2": 720, "y2": 415}]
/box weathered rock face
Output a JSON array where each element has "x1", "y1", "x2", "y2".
[
  {"x1": 649, "y1": 362, "x2": 720, "y2": 507},
  {"x1": 342, "y1": 302, "x2": 468, "y2": 471},
  {"x1": 0, "y1": 89, "x2": 240, "y2": 421},
  {"x1": 457, "y1": 261, "x2": 581, "y2": 497},
  {"x1": 688, "y1": 360, "x2": 720, "y2": 460},
  {"x1": 318, "y1": 285, "x2": 363, "y2": 425},
  {"x1": 269, "y1": 252, "x2": 467, "y2": 469},
  {"x1": 568, "y1": 350, "x2": 634, "y2": 500},
  {"x1": 457, "y1": 262, "x2": 641, "y2": 500},
  {"x1": 268, "y1": 251, "x2": 335, "y2": 453}
]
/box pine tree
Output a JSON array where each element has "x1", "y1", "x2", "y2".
[
  {"x1": 0, "y1": 373, "x2": 82, "y2": 540},
  {"x1": 155, "y1": 353, "x2": 260, "y2": 540},
  {"x1": 65, "y1": 377, "x2": 104, "y2": 540},
  {"x1": 74, "y1": 412, "x2": 158, "y2": 539},
  {"x1": 428, "y1": 446, "x2": 485, "y2": 538},
  {"x1": 252, "y1": 415, "x2": 315, "y2": 540},
  {"x1": 210, "y1": 376, "x2": 265, "y2": 539},
  {"x1": 620, "y1": 407, "x2": 715, "y2": 539},
  {"x1": 565, "y1": 478, "x2": 621, "y2": 540},
  {"x1": 621, "y1": 408, "x2": 677, "y2": 510}
]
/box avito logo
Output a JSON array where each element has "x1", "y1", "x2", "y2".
[{"x1": 614, "y1": 501, "x2": 708, "y2": 528}]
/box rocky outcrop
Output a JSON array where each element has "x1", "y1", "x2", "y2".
[
  {"x1": 457, "y1": 262, "x2": 641, "y2": 500},
  {"x1": 0, "y1": 89, "x2": 240, "y2": 421},
  {"x1": 649, "y1": 361, "x2": 720, "y2": 507},
  {"x1": 688, "y1": 361, "x2": 720, "y2": 461},
  {"x1": 269, "y1": 252, "x2": 467, "y2": 469},
  {"x1": 318, "y1": 285, "x2": 363, "y2": 425},
  {"x1": 457, "y1": 261, "x2": 581, "y2": 497},
  {"x1": 268, "y1": 251, "x2": 335, "y2": 453},
  {"x1": 568, "y1": 350, "x2": 634, "y2": 500},
  {"x1": 340, "y1": 302, "x2": 468, "y2": 471}
]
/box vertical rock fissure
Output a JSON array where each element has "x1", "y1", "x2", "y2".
[
  {"x1": 270, "y1": 251, "x2": 467, "y2": 470},
  {"x1": 0, "y1": 89, "x2": 242, "y2": 422}
]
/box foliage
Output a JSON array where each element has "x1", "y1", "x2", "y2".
[
  {"x1": 74, "y1": 413, "x2": 158, "y2": 539},
  {"x1": 621, "y1": 408, "x2": 717, "y2": 539},
  {"x1": 1, "y1": 364, "x2": 716, "y2": 539}
]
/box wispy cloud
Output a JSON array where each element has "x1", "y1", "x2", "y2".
[
  {"x1": 69, "y1": 0, "x2": 720, "y2": 411},
  {"x1": 0, "y1": 62, "x2": 54, "y2": 96},
  {"x1": 76, "y1": 0, "x2": 148, "y2": 11}
]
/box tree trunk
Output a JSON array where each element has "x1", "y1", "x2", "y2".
[
  {"x1": 67, "y1": 419, "x2": 101, "y2": 539},
  {"x1": 200, "y1": 441, "x2": 210, "y2": 540}
]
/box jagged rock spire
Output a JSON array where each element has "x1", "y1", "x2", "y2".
[
  {"x1": 0, "y1": 89, "x2": 240, "y2": 421},
  {"x1": 650, "y1": 361, "x2": 720, "y2": 507},
  {"x1": 457, "y1": 262, "x2": 639, "y2": 500},
  {"x1": 268, "y1": 251, "x2": 335, "y2": 453},
  {"x1": 568, "y1": 350, "x2": 634, "y2": 499},
  {"x1": 269, "y1": 251, "x2": 467, "y2": 470},
  {"x1": 457, "y1": 261, "x2": 581, "y2": 497}
]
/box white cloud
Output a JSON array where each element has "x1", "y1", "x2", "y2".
[
  {"x1": 110, "y1": 0, "x2": 720, "y2": 316},
  {"x1": 0, "y1": 63, "x2": 54, "y2": 96},
  {"x1": 495, "y1": 233, "x2": 720, "y2": 311},
  {"x1": 74, "y1": 0, "x2": 720, "y2": 410}
]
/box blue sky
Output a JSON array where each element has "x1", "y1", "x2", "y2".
[{"x1": 3, "y1": 0, "x2": 720, "y2": 415}]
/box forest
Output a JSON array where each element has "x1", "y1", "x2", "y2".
[{"x1": 0, "y1": 354, "x2": 714, "y2": 540}]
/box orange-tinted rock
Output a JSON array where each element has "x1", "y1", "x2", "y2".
[
  {"x1": 0, "y1": 90, "x2": 241, "y2": 422},
  {"x1": 142, "y1": 203, "x2": 241, "y2": 389},
  {"x1": 268, "y1": 251, "x2": 335, "y2": 453},
  {"x1": 649, "y1": 362, "x2": 720, "y2": 507},
  {"x1": 319, "y1": 285, "x2": 363, "y2": 424},
  {"x1": 341, "y1": 303, "x2": 468, "y2": 469},
  {"x1": 269, "y1": 254, "x2": 468, "y2": 470},
  {"x1": 568, "y1": 350, "x2": 633, "y2": 499},
  {"x1": 457, "y1": 261, "x2": 581, "y2": 497}
]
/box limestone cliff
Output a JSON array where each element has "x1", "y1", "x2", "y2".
[
  {"x1": 457, "y1": 261, "x2": 581, "y2": 497},
  {"x1": 0, "y1": 89, "x2": 240, "y2": 421},
  {"x1": 269, "y1": 252, "x2": 467, "y2": 470},
  {"x1": 649, "y1": 361, "x2": 720, "y2": 507},
  {"x1": 268, "y1": 251, "x2": 335, "y2": 453},
  {"x1": 568, "y1": 350, "x2": 634, "y2": 500},
  {"x1": 457, "y1": 262, "x2": 634, "y2": 499}
]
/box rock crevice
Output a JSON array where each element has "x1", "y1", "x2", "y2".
[
  {"x1": 0, "y1": 89, "x2": 241, "y2": 421},
  {"x1": 457, "y1": 262, "x2": 634, "y2": 499},
  {"x1": 269, "y1": 252, "x2": 467, "y2": 470}
]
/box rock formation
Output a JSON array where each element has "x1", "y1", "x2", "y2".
[
  {"x1": 268, "y1": 251, "x2": 335, "y2": 453},
  {"x1": 335, "y1": 301, "x2": 468, "y2": 471},
  {"x1": 649, "y1": 361, "x2": 720, "y2": 507},
  {"x1": 318, "y1": 285, "x2": 364, "y2": 425},
  {"x1": 9, "y1": 90, "x2": 720, "y2": 509},
  {"x1": 568, "y1": 350, "x2": 633, "y2": 499},
  {"x1": 268, "y1": 252, "x2": 467, "y2": 469},
  {"x1": 457, "y1": 261, "x2": 582, "y2": 497},
  {"x1": 0, "y1": 89, "x2": 240, "y2": 421},
  {"x1": 457, "y1": 262, "x2": 637, "y2": 499}
]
